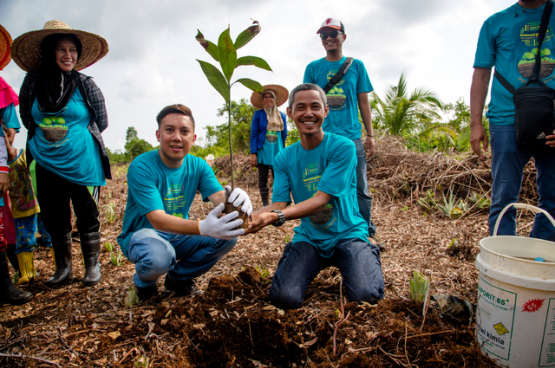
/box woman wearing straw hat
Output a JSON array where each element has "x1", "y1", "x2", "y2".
[
  {"x1": 11, "y1": 20, "x2": 110, "y2": 288},
  {"x1": 0, "y1": 23, "x2": 33, "y2": 305},
  {"x1": 250, "y1": 85, "x2": 289, "y2": 207}
]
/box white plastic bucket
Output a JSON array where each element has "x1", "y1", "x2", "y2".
[{"x1": 475, "y1": 203, "x2": 555, "y2": 368}]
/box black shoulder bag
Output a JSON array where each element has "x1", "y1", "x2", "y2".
[
  {"x1": 495, "y1": 0, "x2": 555, "y2": 145},
  {"x1": 323, "y1": 57, "x2": 354, "y2": 94}
]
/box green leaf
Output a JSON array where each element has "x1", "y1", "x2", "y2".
[
  {"x1": 236, "y1": 56, "x2": 272, "y2": 71},
  {"x1": 234, "y1": 20, "x2": 261, "y2": 50},
  {"x1": 196, "y1": 60, "x2": 230, "y2": 103},
  {"x1": 195, "y1": 30, "x2": 219, "y2": 62},
  {"x1": 233, "y1": 78, "x2": 263, "y2": 93},
  {"x1": 218, "y1": 28, "x2": 237, "y2": 82}
]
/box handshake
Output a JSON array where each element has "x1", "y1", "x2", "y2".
[{"x1": 198, "y1": 186, "x2": 253, "y2": 240}]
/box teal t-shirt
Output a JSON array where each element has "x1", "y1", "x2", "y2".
[
  {"x1": 0, "y1": 103, "x2": 22, "y2": 133},
  {"x1": 303, "y1": 57, "x2": 373, "y2": 140},
  {"x1": 474, "y1": 2, "x2": 555, "y2": 125},
  {"x1": 117, "y1": 150, "x2": 223, "y2": 256},
  {"x1": 29, "y1": 88, "x2": 105, "y2": 186},
  {"x1": 257, "y1": 129, "x2": 283, "y2": 166},
  {"x1": 272, "y1": 133, "x2": 369, "y2": 258}
]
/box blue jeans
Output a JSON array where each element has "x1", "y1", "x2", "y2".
[
  {"x1": 126, "y1": 229, "x2": 238, "y2": 288},
  {"x1": 354, "y1": 139, "x2": 377, "y2": 237},
  {"x1": 269, "y1": 239, "x2": 384, "y2": 309},
  {"x1": 489, "y1": 124, "x2": 555, "y2": 241}
]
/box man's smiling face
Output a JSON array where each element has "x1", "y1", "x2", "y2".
[
  {"x1": 319, "y1": 27, "x2": 346, "y2": 53},
  {"x1": 287, "y1": 89, "x2": 329, "y2": 137},
  {"x1": 156, "y1": 113, "x2": 197, "y2": 168}
]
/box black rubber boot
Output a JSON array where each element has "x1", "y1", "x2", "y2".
[
  {"x1": 0, "y1": 252, "x2": 33, "y2": 305},
  {"x1": 6, "y1": 244, "x2": 19, "y2": 271},
  {"x1": 80, "y1": 232, "x2": 101, "y2": 286},
  {"x1": 260, "y1": 189, "x2": 269, "y2": 207},
  {"x1": 45, "y1": 233, "x2": 73, "y2": 287}
]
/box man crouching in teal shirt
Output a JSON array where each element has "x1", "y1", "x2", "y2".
[
  {"x1": 118, "y1": 104, "x2": 253, "y2": 301},
  {"x1": 246, "y1": 84, "x2": 384, "y2": 309}
]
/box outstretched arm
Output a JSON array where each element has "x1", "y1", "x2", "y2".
[{"x1": 246, "y1": 191, "x2": 332, "y2": 233}]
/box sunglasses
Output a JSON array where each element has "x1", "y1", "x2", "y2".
[{"x1": 320, "y1": 30, "x2": 343, "y2": 40}]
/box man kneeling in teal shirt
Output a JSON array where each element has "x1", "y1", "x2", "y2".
[
  {"x1": 247, "y1": 84, "x2": 384, "y2": 309},
  {"x1": 118, "y1": 104, "x2": 252, "y2": 300}
]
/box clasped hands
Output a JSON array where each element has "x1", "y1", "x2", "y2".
[{"x1": 198, "y1": 186, "x2": 253, "y2": 240}]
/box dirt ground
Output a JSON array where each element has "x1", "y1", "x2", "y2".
[{"x1": 1, "y1": 138, "x2": 540, "y2": 367}]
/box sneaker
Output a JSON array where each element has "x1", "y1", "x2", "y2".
[
  {"x1": 164, "y1": 277, "x2": 203, "y2": 296},
  {"x1": 137, "y1": 286, "x2": 157, "y2": 301},
  {"x1": 369, "y1": 237, "x2": 386, "y2": 252}
]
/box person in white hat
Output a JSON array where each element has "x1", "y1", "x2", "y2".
[
  {"x1": 250, "y1": 85, "x2": 289, "y2": 207},
  {"x1": 12, "y1": 20, "x2": 110, "y2": 288}
]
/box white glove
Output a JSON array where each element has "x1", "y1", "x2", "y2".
[
  {"x1": 225, "y1": 186, "x2": 253, "y2": 215},
  {"x1": 199, "y1": 203, "x2": 244, "y2": 240}
]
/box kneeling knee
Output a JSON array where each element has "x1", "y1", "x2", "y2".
[{"x1": 269, "y1": 286, "x2": 304, "y2": 310}]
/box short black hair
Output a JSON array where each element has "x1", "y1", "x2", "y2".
[
  {"x1": 288, "y1": 83, "x2": 327, "y2": 108},
  {"x1": 156, "y1": 104, "x2": 196, "y2": 129}
]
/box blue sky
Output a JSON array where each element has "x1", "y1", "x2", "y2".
[{"x1": 1, "y1": 0, "x2": 509, "y2": 152}]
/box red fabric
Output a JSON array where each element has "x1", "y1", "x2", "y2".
[
  {"x1": 0, "y1": 76, "x2": 19, "y2": 109},
  {"x1": 0, "y1": 206, "x2": 7, "y2": 253},
  {"x1": 2, "y1": 193, "x2": 16, "y2": 244}
]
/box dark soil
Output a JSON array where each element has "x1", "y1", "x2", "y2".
[{"x1": 1, "y1": 138, "x2": 537, "y2": 367}]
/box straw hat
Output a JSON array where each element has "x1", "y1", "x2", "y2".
[
  {"x1": 251, "y1": 84, "x2": 289, "y2": 109},
  {"x1": 0, "y1": 24, "x2": 12, "y2": 70},
  {"x1": 10, "y1": 20, "x2": 109, "y2": 72}
]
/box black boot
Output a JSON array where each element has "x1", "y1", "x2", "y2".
[
  {"x1": 6, "y1": 244, "x2": 19, "y2": 271},
  {"x1": 45, "y1": 233, "x2": 73, "y2": 287},
  {"x1": 80, "y1": 232, "x2": 101, "y2": 286},
  {"x1": 260, "y1": 189, "x2": 269, "y2": 207},
  {"x1": 0, "y1": 252, "x2": 33, "y2": 305}
]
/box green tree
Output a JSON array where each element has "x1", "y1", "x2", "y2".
[
  {"x1": 125, "y1": 126, "x2": 138, "y2": 143},
  {"x1": 371, "y1": 73, "x2": 443, "y2": 136},
  {"x1": 442, "y1": 97, "x2": 470, "y2": 133},
  {"x1": 196, "y1": 20, "x2": 271, "y2": 188},
  {"x1": 125, "y1": 138, "x2": 154, "y2": 161}
]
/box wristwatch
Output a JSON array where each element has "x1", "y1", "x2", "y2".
[{"x1": 272, "y1": 210, "x2": 286, "y2": 227}]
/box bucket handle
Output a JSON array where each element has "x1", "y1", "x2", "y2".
[{"x1": 493, "y1": 203, "x2": 555, "y2": 236}]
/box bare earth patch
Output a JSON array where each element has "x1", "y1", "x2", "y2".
[{"x1": 2, "y1": 138, "x2": 541, "y2": 367}]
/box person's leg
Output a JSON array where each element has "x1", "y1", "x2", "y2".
[
  {"x1": 36, "y1": 164, "x2": 74, "y2": 286},
  {"x1": 353, "y1": 139, "x2": 376, "y2": 237},
  {"x1": 257, "y1": 164, "x2": 270, "y2": 206},
  {"x1": 14, "y1": 215, "x2": 39, "y2": 284},
  {"x1": 36, "y1": 214, "x2": 53, "y2": 248},
  {"x1": 35, "y1": 163, "x2": 72, "y2": 238},
  {"x1": 488, "y1": 125, "x2": 532, "y2": 236},
  {"x1": 530, "y1": 146, "x2": 555, "y2": 241},
  {"x1": 168, "y1": 235, "x2": 238, "y2": 282},
  {"x1": 333, "y1": 238, "x2": 384, "y2": 303},
  {"x1": 127, "y1": 229, "x2": 176, "y2": 289},
  {"x1": 269, "y1": 241, "x2": 324, "y2": 309},
  {"x1": 69, "y1": 185, "x2": 101, "y2": 285}
]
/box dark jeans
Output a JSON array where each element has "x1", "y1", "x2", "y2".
[
  {"x1": 269, "y1": 238, "x2": 384, "y2": 309},
  {"x1": 354, "y1": 139, "x2": 377, "y2": 237},
  {"x1": 489, "y1": 125, "x2": 555, "y2": 241},
  {"x1": 257, "y1": 163, "x2": 273, "y2": 201},
  {"x1": 36, "y1": 163, "x2": 100, "y2": 240}
]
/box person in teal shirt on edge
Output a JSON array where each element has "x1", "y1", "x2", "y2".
[
  {"x1": 247, "y1": 84, "x2": 384, "y2": 309},
  {"x1": 118, "y1": 104, "x2": 253, "y2": 301},
  {"x1": 303, "y1": 18, "x2": 383, "y2": 251}
]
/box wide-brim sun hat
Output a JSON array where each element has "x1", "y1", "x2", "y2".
[
  {"x1": 251, "y1": 84, "x2": 289, "y2": 110},
  {"x1": 10, "y1": 20, "x2": 109, "y2": 72},
  {"x1": 0, "y1": 24, "x2": 12, "y2": 70}
]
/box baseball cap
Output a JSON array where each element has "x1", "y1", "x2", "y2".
[{"x1": 317, "y1": 18, "x2": 345, "y2": 34}]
